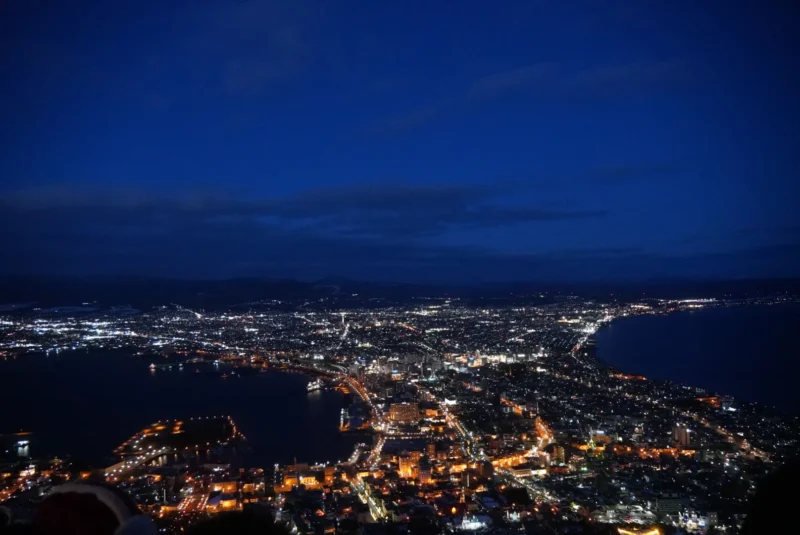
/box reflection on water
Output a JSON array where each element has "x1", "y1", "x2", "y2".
[{"x1": 0, "y1": 350, "x2": 360, "y2": 467}]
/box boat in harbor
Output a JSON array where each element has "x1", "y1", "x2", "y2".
[{"x1": 307, "y1": 378, "x2": 324, "y2": 392}]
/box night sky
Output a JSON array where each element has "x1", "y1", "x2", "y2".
[{"x1": 1, "y1": 0, "x2": 798, "y2": 283}]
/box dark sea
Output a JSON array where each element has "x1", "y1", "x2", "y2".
[
  {"x1": 0, "y1": 350, "x2": 359, "y2": 466},
  {"x1": 595, "y1": 303, "x2": 800, "y2": 414}
]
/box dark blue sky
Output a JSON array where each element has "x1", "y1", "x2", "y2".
[{"x1": 1, "y1": 0, "x2": 798, "y2": 283}]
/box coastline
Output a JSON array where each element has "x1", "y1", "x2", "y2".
[
  {"x1": 0, "y1": 349, "x2": 360, "y2": 467},
  {"x1": 592, "y1": 303, "x2": 800, "y2": 413}
]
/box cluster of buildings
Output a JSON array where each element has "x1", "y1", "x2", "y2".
[{"x1": 1, "y1": 294, "x2": 798, "y2": 534}]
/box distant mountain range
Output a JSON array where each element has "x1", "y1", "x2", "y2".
[{"x1": 0, "y1": 275, "x2": 797, "y2": 310}]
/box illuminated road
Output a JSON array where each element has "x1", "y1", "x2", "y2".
[
  {"x1": 351, "y1": 475, "x2": 387, "y2": 521},
  {"x1": 366, "y1": 435, "x2": 385, "y2": 469},
  {"x1": 332, "y1": 321, "x2": 350, "y2": 354},
  {"x1": 105, "y1": 447, "x2": 171, "y2": 480},
  {"x1": 337, "y1": 375, "x2": 386, "y2": 469},
  {"x1": 178, "y1": 494, "x2": 208, "y2": 516},
  {"x1": 424, "y1": 388, "x2": 557, "y2": 503}
]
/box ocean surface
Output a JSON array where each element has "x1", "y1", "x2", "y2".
[
  {"x1": 0, "y1": 350, "x2": 360, "y2": 466},
  {"x1": 595, "y1": 303, "x2": 800, "y2": 414}
]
